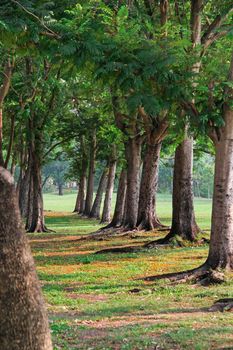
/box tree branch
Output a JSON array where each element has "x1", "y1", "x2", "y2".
[
  {"x1": 43, "y1": 135, "x2": 77, "y2": 160},
  {"x1": 0, "y1": 58, "x2": 14, "y2": 106},
  {"x1": 10, "y1": 0, "x2": 60, "y2": 38},
  {"x1": 201, "y1": 7, "x2": 233, "y2": 49}
]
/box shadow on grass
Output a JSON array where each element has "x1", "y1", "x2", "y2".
[{"x1": 34, "y1": 252, "x2": 139, "y2": 266}]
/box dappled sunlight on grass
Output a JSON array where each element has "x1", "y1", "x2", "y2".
[{"x1": 29, "y1": 210, "x2": 233, "y2": 350}]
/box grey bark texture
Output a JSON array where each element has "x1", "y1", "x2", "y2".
[
  {"x1": 0, "y1": 167, "x2": 52, "y2": 350},
  {"x1": 169, "y1": 137, "x2": 200, "y2": 241},
  {"x1": 101, "y1": 159, "x2": 117, "y2": 223},
  {"x1": 90, "y1": 167, "x2": 108, "y2": 219}
]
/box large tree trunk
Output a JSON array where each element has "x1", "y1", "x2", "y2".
[
  {"x1": 168, "y1": 137, "x2": 200, "y2": 241},
  {"x1": 137, "y1": 142, "x2": 162, "y2": 230},
  {"x1": 84, "y1": 132, "x2": 96, "y2": 216},
  {"x1": 90, "y1": 167, "x2": 108, "y2": 219},
  {"x1": 101, "y1": 159, "x2": 117, "y2": 223},
  {"x1": 206, "y1": 53, "x2": 233, "y2": 270},
  {"x1": 0, "y1": 108, "x2": 4, "y2": 166},
  {"x1": 123, "y1": 137, "x2": 142, "y2": 229},
  {"x1": 26, "y1": 149, "x2": 46, "y2": 233},
  {"x1": 207, "y1": 131, "x2": 233, "y2": 269},
  {"x1": 0, "y1": 167, "x2": 52, "y2": 350}
]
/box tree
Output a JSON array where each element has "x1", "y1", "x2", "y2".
[
  {"x1": 206, "y1": 50, "x2": 233, "y2": 270},
  {"x1": 101, "y1": 145, "x2": 117, "y2": 223},
  {"x1": 0, "y1": 167, "x2": 52, "y2": 349}
]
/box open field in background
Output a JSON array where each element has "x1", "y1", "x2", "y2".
[{"x1": 44, "y1": 192, "x2": 212, "y2": 229}]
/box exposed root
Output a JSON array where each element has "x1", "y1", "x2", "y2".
[
  {"x1": 27, "y1": 225, "x2": 55, "y2": 233},
  {"x1": 141, "y1": 265, "x2": 225, "y2": 285},
  {"x1": 136, "y1": 218, "x2": 168, "y2": 232},
  {"x1": 209, "y1": 298, "x2": 233, "y2": 312},
  {"x1": 84, "y1": 225, "x2": 142, "y2": 242},
  {"x1": 144, "y1": 233, "x2": 209, "y2": 249},
  {"x1": 143, "y1": 233, "x2": 184, "y2": 248}
]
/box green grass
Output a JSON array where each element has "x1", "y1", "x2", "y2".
[
  {"x1": 27, "y1": 194, "x2": 233, "y2": 349},
  {"x1": 44, "y1": 192, "x2": 212, "y2": 229}
]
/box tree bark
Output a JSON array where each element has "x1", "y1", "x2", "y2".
[
  {"x1": 0, "y1": 108, "x2": 3, "y2": 166},
  {"x1": 4, "y1": 114, "x2": 15, "y2": 169},
  {"x1": 25, "y1": 118, "x2": 47, "y2": 233},
  {"x1": 58, "y1": 183, "x2": 63, "y2": 196},
  {"x1": 26, "y1": 148, "x2": 47, "y2": 233},
  {"x1": 137, "y1": 142, "x2": 162, "y2": 230},
  {"x1": 206, "y1": 52, "x2": 233, "y2": 270},
  {"x1": 109, "y1": 168, "x2": 127, "y2": 227},
  {"x1": 74, "y1": 176, "x2": 87, "y2": 213},
  {"x1": 123, "y1": 137, "x2": 142, "y2": 229},
  {"x1": 18, "y1": 166, "x2": 31, "y2": 218},
  {"x1": 90, "y1": 167, "x2": 108, "y2": 219},
  {"x1": 168, "y1": 137, "x2": 200, "y2": 241},
  {"x1": 84, "y1": 132, "x2": 96, "y2": 216},
  {"x1": 0, "y1": 58, "x2": 13, "y2": 167},
  {"x1": 163, "y1": 0, "x2": 201, "y2": 241},
  {"x1": 101, "y1": 159, "x2": 117, "y2": 223},
  {"x1": 74, "y1": 137, "x2": 88, "y2": 213},
  {"x1": 0, "y1": 167, "x2": 52, "y2": 350}
]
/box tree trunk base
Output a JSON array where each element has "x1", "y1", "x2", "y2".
[
  {"x1": 136, "y1": 218, "x2": 167, "y2": 231},
  {"x1": 144, "y1": 231, "x2": 207, "y2": 249},
  {"x1": 27, "y1": 224, "x2": 55, "y2": 233},
  {"x1": 141, "y1": 264, "x2": 225, "y2": 285},
  {"x1": 89, "y1": 226, "x2": 138, "y2": 241}
]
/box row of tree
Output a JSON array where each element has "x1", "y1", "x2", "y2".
[
  {"x1": 0, "y1": 0, "x2": 232, "y2": 257},
  {"x1": 0, "y1": 0, "x2": 233, "y2": 348}
]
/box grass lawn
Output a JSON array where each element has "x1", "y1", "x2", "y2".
[
  {"x1": 44, "y1": 192, "x2": 212, "y2": 229},
  {"x1": 27, "y1": 193, "x2": 233, "y2": 349}
]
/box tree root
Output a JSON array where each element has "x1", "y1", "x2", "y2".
[
  {"x1": 209, "y1": 298, "x2": 233, "y2": 312},
  {"x1": 141, "y1": 264, "x2": 225, "y2": 285},
  {"x1": 85, "y1": 226, "x2": 142, "y2": 242},
  {"x1": 136, "y1": 218, "x2": 168, "y2": 232},
  {"x1": 144, "y1": 234, "x2": 209, "y2": 249},
  {"x1": 27, "y1": 225, "x2": 56, "y2": 233},
  {"x1": 93, "y1": 231, "x2": 209, "y2": 253}
]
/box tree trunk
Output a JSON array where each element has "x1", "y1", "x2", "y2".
[
  {"x1": 58, "y1": 183, "x2": 63, "y2": 196},
  {"x1": 206, "y1": 53, "x2": 233, "y2": 270},
  {"x1": 168, "y1": 137, "x2": 200, "y2": 241},
  {"x1": 0, "y1": 59, "x2": 13, "y2": 167},
  {"x1": 109, "y1": 168, "x2": 127, "y2": 227},
  {"x1": 84, "y1": 132, "x2": 96, "y2": 216},
  {"x1": 74, "y1": 137, "x2": 88, "y2": 213},
  {"x1": 0, "y1": 167, "x2": 52, "y2": 350},
  {"x1": 101, "y1": 160, "x2": 117, "y2": 223},
  {"x1": 207, "y1": 135, "x2": 233, "y2": 269},
  {"x1": 90, "y1": 167, "x2": 108, "y2": 219},
  {"x1": 4, "y1": 114, "x2": 15, "y2": 169},
  {"x1": 74, "y1": 176, "x2": 87, "y2": 213},
  {"x1": 0, "y1": 108, "x2": 4, "y2": 166},
  {"x1": 137, "y1": 142, "x2": 162, "y2": 230},
  {"x1": 26, "y1": 147, "x2": 47, "y2": 233},
  {"x1": 18, "y1": 166, "x2": 31, "y2": 218},
  {"x1": 123, "y1": 137, "x2": 142, "y2": 229}
]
